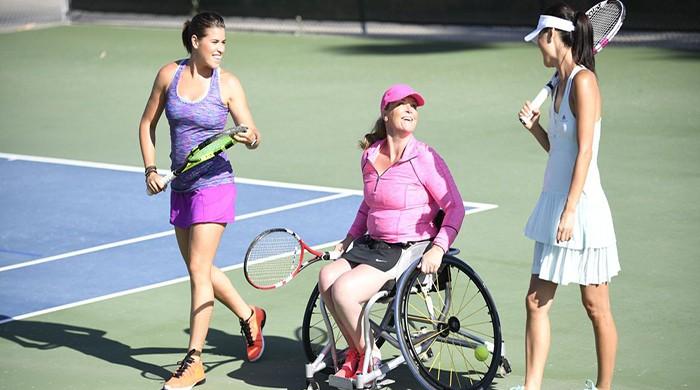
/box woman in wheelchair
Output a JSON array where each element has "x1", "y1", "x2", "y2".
[{"x1": 317, "y1": 84, "x2": 466, "y2": 380}]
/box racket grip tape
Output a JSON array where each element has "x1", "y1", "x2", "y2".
[
  {"x1": 519, "y1": 87, "x2": 550, "y2": 125},
  {"x1": 146, "y1": 171, "x2": 176, "y2": 196},
  {"x1": 530, "y1": 86, "x2": 550, "y2": 110},
  {"x1": 322, "y1": 250, "x2": 342, "y2": 260}
]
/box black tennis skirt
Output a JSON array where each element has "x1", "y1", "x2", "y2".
[{"x1": 344, "y1": 235, "x2": 429, "y2": 272}]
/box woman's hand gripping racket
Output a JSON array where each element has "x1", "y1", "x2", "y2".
[
  {"x1": 519, "y1": 0, "x2": 626, "y2": 126},
  {"x1": 146, "y1": 125, "x2": 247, "y2": 195},
  {"x1": 244, "y1": 228, "x2": 341, "y2": 290}
]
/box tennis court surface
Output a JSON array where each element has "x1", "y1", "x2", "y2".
[{"x1": 1, "y1": 9, "x2": 699, "y2": 389}]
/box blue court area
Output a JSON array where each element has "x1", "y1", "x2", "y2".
[{"x1": 0, "y1": 154, "x2": 494, "y2": 323}]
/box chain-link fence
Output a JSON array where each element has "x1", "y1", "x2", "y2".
[{"x1": 0, "y1": 0, "x2": 69, "y2": 32}]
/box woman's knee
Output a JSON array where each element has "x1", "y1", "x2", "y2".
[
  {"x1": 525, "y1": 291, "x2": 553, "y2": 315},
  {"x1": 318, "y1": 264, "x2": 337, "y2": 294},
  {"x1": 330, "y1": 276, "x2": 357, "y2": 307},
  {"x1": 581, "y1": 295, "x2": 611, "y2": 322},
  {"x1": 187, "y1": 258, "x2": 213, "y2": 280},
  {"x1": 318, "y1": 261, "x2": 352, "y2": 293}
]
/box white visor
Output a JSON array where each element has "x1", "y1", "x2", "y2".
[{"x1": 524, "y1": 15, "x2": 575, "y2": 42}]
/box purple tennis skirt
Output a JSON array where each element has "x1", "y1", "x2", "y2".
[{"x1": 170, "y1": 183, "x2": 236, "y2": 228}]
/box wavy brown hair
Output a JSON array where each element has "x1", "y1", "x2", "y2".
[{"x1": 358, "y1": 118, "x2": 387, "y2": 150}]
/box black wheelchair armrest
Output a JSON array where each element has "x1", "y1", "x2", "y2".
[{"x1": 446, "y1": 247, "x2": 460, "y2": 256}]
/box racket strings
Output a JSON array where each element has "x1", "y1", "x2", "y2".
[
  {"x1": 589, "y1": 3, "x2": 623, "y2": 45},
  {"x1": 246, "y1": 232, "x2": 302, "y2": 286},
  {"x1": 188, "y1": 135, "x2": 234, "y2": 163}
]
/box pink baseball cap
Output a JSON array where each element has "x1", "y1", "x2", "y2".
[{"x1": 380, "y1": 84, "x2": 425, "y2": 113}]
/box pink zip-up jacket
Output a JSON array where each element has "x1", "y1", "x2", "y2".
[{"x1": 347, "y1": 136, "x2": 465, "y2": 252}]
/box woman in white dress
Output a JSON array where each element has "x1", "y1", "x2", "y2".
[{"x1": 515, "y1": 3, "x2": 620, "y2": 390}]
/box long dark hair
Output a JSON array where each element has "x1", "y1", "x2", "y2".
[
  {"x1": 543, "y1": 3, "x2": 595, "y2": 73},
  {"x1": 181, "y1": 12, "x2": 225, "y2": 54}
]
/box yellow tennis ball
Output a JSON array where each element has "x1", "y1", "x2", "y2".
[{"x1": 474, "y1": 345, "x2": 489, "y2": 362}]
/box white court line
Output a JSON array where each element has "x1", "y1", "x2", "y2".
[
  {"x1": 0, "y1": 192, "x2": 352, "y2": 273},
  {"x1": 0, "y1": 152, "x2": 361, "y2": 194},
  {"x1": 0, "y1": 152, "x2": 498, "y2": 213},
  {"x1": 0, "y1": 231, "x2": 173, "y2": 273},
  {"x1": 0, "y1": 240, "x2": 340, "y2": 325},
  {"x1": 0, "y1": 152, "x2": 144, "y2": 173}
]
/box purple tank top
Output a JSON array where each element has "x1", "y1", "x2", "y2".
[{"x1": 165, "y1": 59, "x2": 233, "y2": 192}]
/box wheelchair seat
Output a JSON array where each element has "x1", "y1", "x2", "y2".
[
  {"x1": 376, "y1": 246, "x2": 460, "y2": 303},
  {"x1": 302, "y1": 249, "x2": 510, "y2": 390}
]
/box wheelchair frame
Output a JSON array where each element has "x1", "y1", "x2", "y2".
[{"x1": 302, "y1": 252, "x2": 511, "y2": 390}]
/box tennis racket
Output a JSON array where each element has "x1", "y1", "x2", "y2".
[
  {"x1": 147, "y1": 125, "x2": 247, "y2": 195},
  {"x1": 244, "y1": 228, "x2": 341, "y2": 290},
  {"x1": 519, "y1": 0, "x2": 626, "y2": 125}
]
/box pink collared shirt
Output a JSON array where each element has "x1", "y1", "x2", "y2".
[{"x1": 347, "y1": 136, "x2": 465, "y2": 252}]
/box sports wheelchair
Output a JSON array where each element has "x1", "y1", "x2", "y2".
[{"x1": 301, "y1": 248, "x2": 511, "y2": 390}]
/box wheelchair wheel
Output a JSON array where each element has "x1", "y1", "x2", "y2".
[
  {"x1": 394, "y1": 255, "x2": 503, "y2": 390},
  {"x1": 301, "y1": 284, "x2": 387, "y2": 372}
]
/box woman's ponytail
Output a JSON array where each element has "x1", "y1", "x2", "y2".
[
  {"x1": 181, "y1": 20, "x2": 192, "y2": 53},
  {"x1": 359, "y1": 118, "x2": 387, "y2": 150},
  {"x1": 572, "y1": 11, "x2": 595, "y2": 73},
  {"x1": 543, "y1": 3, "x2": 596, "y2": 74}
]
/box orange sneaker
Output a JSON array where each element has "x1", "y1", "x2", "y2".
[
  {"x1": 162, "y1": 349, "x2": 205, "y2": 390},
  {"x1": 333, "y1": 348, "x2": 360, "y2": 379},
  {"x1": 240, "y1": 306, "x2": 266, "y2": 362}
]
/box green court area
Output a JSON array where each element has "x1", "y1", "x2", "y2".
[{"x1": 1, "y1": 24, "x2": 699, "y2": 389}]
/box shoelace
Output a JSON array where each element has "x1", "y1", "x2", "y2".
[
  {"x1": 240, "y1": 318, "x2": 254, "y2": 347},
  {"x1": 172, "y1": 350, "x2": 197, "y2": 378}
]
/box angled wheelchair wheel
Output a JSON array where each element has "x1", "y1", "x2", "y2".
[
  {"x1": 301, "y1": 284, "x2": 387, "y2": 372},
  {"x1": 394, "y1": 255, "x2": 503, "y2": 390}
]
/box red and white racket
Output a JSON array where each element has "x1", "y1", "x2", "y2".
[{"x1": 243, "y1": 228, "x2": 341, "y2": 290}]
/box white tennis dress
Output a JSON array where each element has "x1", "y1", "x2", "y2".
[{"x1": 524, "y1": 65, "x2": 620, "y2": 286}]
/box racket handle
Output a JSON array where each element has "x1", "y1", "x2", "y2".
[
  {"x1": 146, "y1": 171, "x2": 176, "y2": 196},
  {"x1": 518, "y1": 87, "x2": 550, "y2": 125},
  {"x1": 530, "y1": 86, "x2": 550, "y2": 111},
  {"x1": 519, "y1": 73, "x2": 558, "y2": 126},
  {"x1": 225, "y1": 125, "x2": 248, "y2": 136},
  {"x1": 322, "y1": 250, "x2": 342, "y2": 260}
]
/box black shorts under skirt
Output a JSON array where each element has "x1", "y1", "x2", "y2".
[{"x1": 344, "y1": 235, "x2": 430, "y2": 272}]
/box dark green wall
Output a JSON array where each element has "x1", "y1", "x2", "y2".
[{"x1": 69, "y1": 0, "x2": 700, "y2": 31}]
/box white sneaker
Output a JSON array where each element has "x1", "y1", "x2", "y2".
[
  {"x1": 584, "y1": 379, "x2": 598, "y2": 390},
  {"x1": 509, "y1": 386, "x2": 525, "y2": 390}
]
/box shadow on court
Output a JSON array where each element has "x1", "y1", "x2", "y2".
[
  {"x1": 0, "y1": 318, "x2": 307, "y2": 387},
  {"x1": 0, "y1": 319, "x2": 501, "y2": 389},
  {"x1": 0, "y1": 317, "x2": 178, "y2": 380},
  {"x1": 323, "y1": 40, "x2": 492, "y2": 56},
  {"x1": 238, "y1": 326, "x2": 501, "y2": 390}
]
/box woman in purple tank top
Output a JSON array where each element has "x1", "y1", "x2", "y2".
[{"x1": 138, "y1": 12, "x2": 266, "y2": 390}]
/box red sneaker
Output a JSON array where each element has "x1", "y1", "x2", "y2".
[
  {"x1": 355, "y1": 352, "x2": 381, "y2": 378},
  {"x1": 240, "y1": 306, "x2": 266, "y2": 362},
  {"x1": 333, "y1": 348, "x2": 360, "y2": 379}
]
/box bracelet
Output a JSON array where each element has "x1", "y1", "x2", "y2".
[{"x1": 144, "y1": 165, "x2": 158, "y2": 176}]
